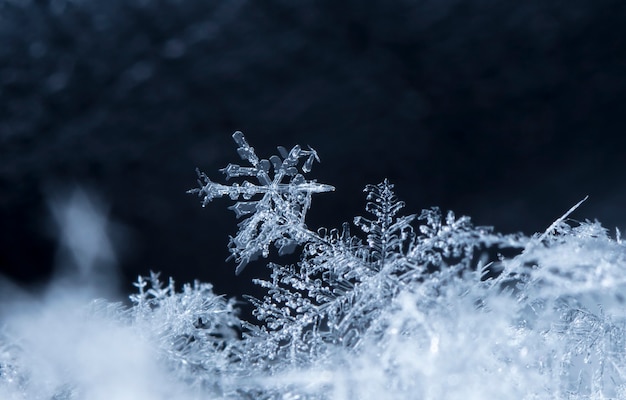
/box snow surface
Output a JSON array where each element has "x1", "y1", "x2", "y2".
[{"x1": 2, "y1": 133, "x2": 626, "y2": 399}]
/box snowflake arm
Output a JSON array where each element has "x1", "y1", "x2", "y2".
[{"x1": 354, "y1": 179, "x2": 416, "y2": 270}]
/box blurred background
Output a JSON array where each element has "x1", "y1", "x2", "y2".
[{"x1": 1, "y1": 0, "x2": 626, "y2": 305}]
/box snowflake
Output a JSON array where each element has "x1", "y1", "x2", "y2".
[{"x1": 189, "y1": 131, "x2": 334, "y2": 274}]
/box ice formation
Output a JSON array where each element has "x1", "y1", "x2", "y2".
[{"x1": 2, "y1": 132, "x2": 626, "y2": 399}]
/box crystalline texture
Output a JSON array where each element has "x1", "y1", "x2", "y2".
[{"x1": 188, "y1": 131, "x2": 334, "y2": 274}]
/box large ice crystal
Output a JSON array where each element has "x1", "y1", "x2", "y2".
[{"x1": 189, "y1": 131, "x2": 334, "y2": 274}]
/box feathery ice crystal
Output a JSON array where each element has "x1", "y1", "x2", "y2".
[{"x1": 2, "y1": 131, "x2": 626, "y2": 399}]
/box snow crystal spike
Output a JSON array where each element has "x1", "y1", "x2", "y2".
[{"x1": 536, "y1": 195, "x2": 589, "y2": 244}]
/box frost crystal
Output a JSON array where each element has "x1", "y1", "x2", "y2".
[
  {"x1": 185, "y1": 132, "x2": 626, "y2": 399},
  {"x1": 189, "y1": 131, "x2": 334, "y2": 274},
  {"x1": 241, "y1": 179, "x2": 524, "y2": 371},
  {"x1": 128, "y1": 272, "x2": 241, "y2": 392},
  {"x1": 4, "y1": 132, "x2": 626, "y2": 399}
]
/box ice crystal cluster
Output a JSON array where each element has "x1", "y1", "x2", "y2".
[{"x1": 3, "y1": 133, "x2": 626, "y2": 399}]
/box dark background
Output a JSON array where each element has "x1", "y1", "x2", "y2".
[{"x1": 1, "y1": 0, "x2": 626, "y2": 304}]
